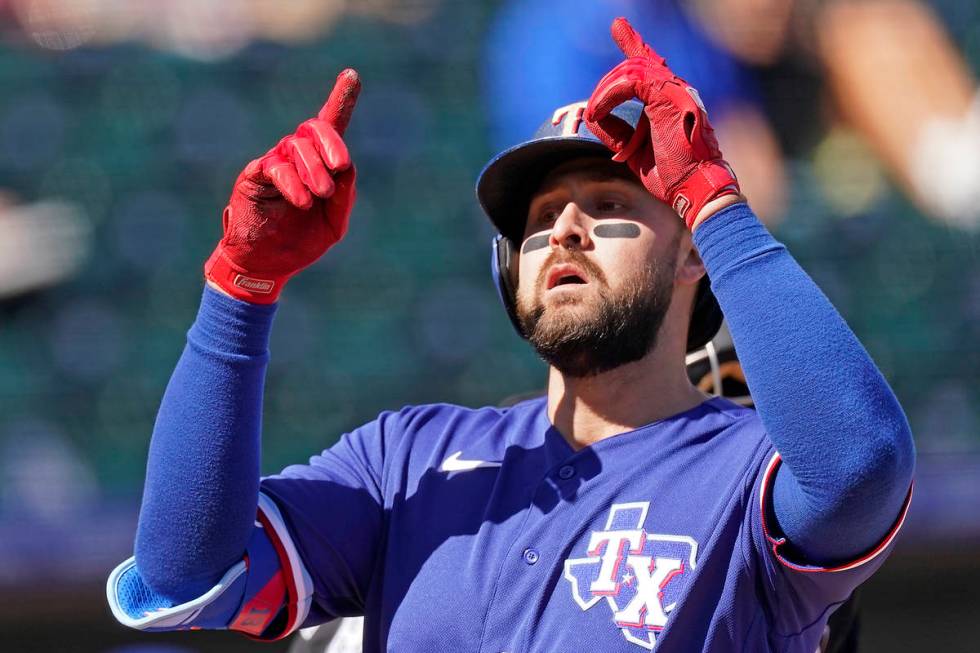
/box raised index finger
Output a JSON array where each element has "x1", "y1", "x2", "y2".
[
  {"x1": 317, "y1": 68, "x2": 362, "y2": 136},
  {"x1": 610, "y1": 17, "x2": 665, "y2": 65}
]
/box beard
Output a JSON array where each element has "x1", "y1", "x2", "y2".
[{"x1": 515, "y1": 248, "x2": 676, "y2": 378}]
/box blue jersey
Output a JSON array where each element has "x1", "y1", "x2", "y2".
[{"x1": 238, "y1": 396, "x2": 901, "y2": 651}]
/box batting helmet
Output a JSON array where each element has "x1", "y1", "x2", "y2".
[{"x1": 476, "y1": 99, "x2": 723, "y2": 353}]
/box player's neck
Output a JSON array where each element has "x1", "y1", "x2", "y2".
[{"x1": 545, "y1": 325, "x2": 707, "y2": 451}]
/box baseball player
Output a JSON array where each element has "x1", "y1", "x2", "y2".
[
  {"x1": 284, "y1": 321, "x2": 864, "y2": 653},
  {"x1": 107, "y1": 18, "x2": 914, "y2": 652}
]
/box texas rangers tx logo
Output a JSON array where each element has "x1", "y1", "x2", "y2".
[{"x1": 563, "y1": 502, "x2": 698, "y2": 650}]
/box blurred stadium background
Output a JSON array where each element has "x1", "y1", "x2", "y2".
[{"x1": 0, "y1": 0, "x2": 977, "y2": 651}]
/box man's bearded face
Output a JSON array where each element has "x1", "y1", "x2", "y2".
[{"x1": 516, "y1": 240, "x2": 677, "y2": 378}]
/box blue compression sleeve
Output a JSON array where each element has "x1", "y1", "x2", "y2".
[
  {"x1": 694, "y1": 204, "x2": 915, "y2": 564},
  {"x1": 135, "y1": 286, "x2": 277, "y2": 602}
]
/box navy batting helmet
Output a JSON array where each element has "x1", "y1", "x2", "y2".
[{"x1": 476, "y1": 99, "x2": 723, "y2": 353}]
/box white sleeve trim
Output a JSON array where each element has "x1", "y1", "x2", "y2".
[{"x1": 106, "y1": 557, "x2": 246, "y2": 630}]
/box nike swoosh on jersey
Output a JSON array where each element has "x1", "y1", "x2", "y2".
[{"x1": 440, "y1": 451, "x2": 503, "y2": 473}]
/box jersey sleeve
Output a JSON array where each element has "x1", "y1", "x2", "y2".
[
  {"x1": 747, "y1": 452, "x2": 913, "y2": 637},
  {"x1": 256, "y1": 409, "x2": 402, "y2": 628},
  {"x1": 107, "y1": 494, "x2": 312, "y2": 641}
]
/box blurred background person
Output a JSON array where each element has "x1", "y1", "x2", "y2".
[
  {"x1": 0, "y1": 193, "x2": 89, "y2": 305},
  {"x1": 484, "y1": 0, "x2": 980, "y2": 229}
]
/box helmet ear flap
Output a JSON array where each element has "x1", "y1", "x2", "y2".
[
  {"x1": 687, "y1": 276, "x2": 723, "y2": 352},
  {"x1": 491, "y1": 234, "x2": 526, "y2": 338}
]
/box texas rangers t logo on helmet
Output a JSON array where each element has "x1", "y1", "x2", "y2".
[
  {"x1": 552, "y1": 100, "x2": 589, "y2": 136},
  {"x1": 563, "y1": 502, "x2": 698, "y2": 650}
]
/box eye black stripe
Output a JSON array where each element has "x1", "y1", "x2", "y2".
[
  {"x1": 594, "y1": 223, "x2": 640, "y2": 239},
  {"x1": 521, "y1": 234, "x2": 551, "y2": 253}
]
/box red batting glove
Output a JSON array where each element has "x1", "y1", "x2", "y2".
[
  {"x1": 204, "y1": 69, "x2": 361, "y2": 304},
  {"x1": 585, "y1": 18, "x2": 739, "y2": 229}
]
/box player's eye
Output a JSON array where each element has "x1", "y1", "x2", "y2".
[
  {"x1": 596, "y1": 199, "x2": 626, "y2": 213},
  {"x1": 537, "y1": 207, "x2": 561, "y2": 224}
]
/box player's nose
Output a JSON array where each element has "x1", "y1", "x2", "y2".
[{"x1": 549, "y1": 202, "x2": 592, "y2": 251}]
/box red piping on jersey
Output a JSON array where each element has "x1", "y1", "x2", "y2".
[
  {"x1": 759, "y1": 453, "x2": 914, "y2": 573},
  {"x1": 253, "y1": 508, "x2": 302, "y2": 639}
]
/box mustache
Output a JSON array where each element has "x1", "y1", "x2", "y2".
[{"x1": 535, "y1": 249, "x2": 607, "y2": 289}]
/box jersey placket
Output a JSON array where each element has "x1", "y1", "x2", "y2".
[{"x1": 478, "y1": 437, "x2": 594, "y2": 653}]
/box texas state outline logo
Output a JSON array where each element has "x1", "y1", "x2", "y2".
[{"x1": 563, "y1": 502, "x2": 699, "y2": 650}]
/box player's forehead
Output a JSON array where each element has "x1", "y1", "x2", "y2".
[{"x1": 531, "y1": 156, "x2": 640, "y2": 201}]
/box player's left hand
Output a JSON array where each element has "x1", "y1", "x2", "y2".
[{"x1": 585, "y1": 17, "x2": 740, "y2": 229}]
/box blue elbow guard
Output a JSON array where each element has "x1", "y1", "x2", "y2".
[{"x1": 107, "y1": 494, "x2": 313, "y2": 639}]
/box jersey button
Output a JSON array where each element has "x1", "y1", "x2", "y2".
[
  {"x1": 522, "y1": 548, "x2": 540, "y2": 565},
  {"x1": 558, "y1": 465, "x2": 575, "y2": 480}
]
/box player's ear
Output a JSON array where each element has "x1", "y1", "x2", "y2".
[{"x1": 674, "y1": 233, "x2": 706, "y2": 287}]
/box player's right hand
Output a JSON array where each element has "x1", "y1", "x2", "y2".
[{"x1": 204, "y1": 69, "x2": 361, "y2": 304}]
